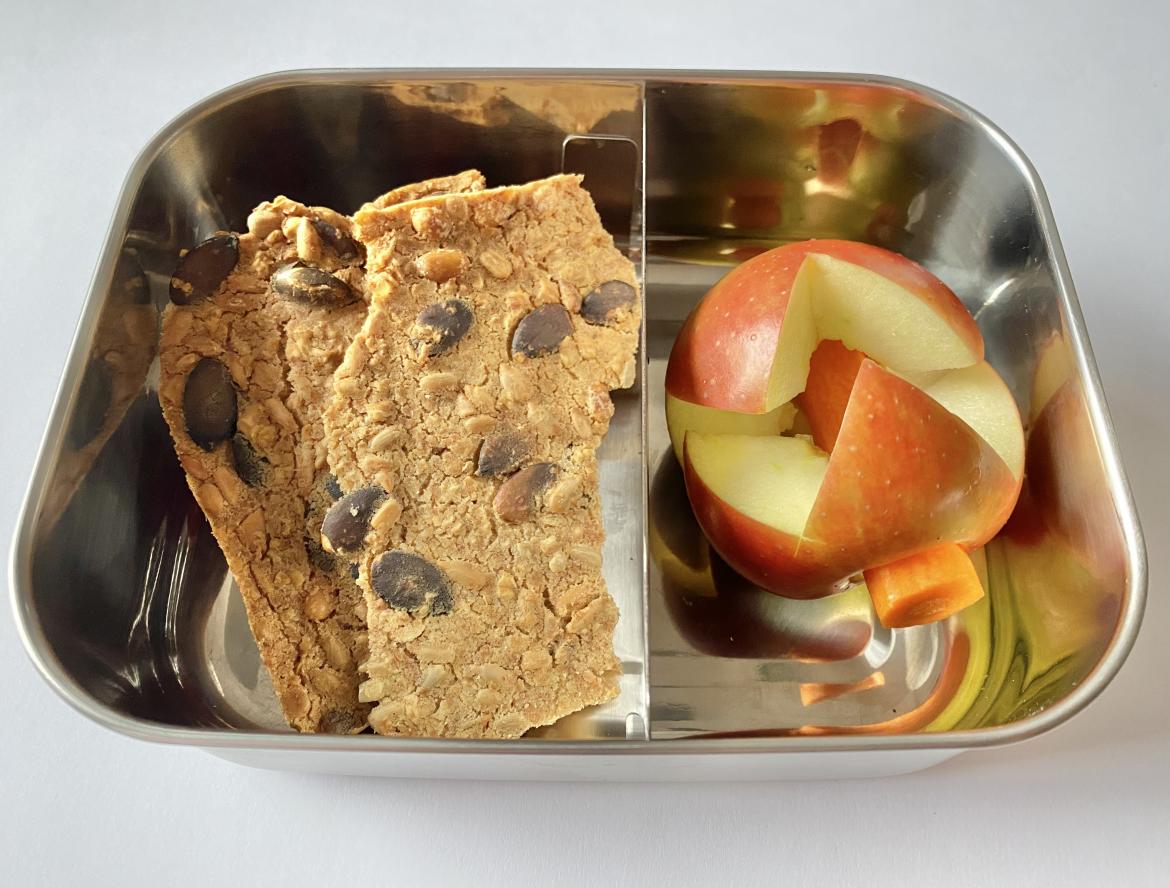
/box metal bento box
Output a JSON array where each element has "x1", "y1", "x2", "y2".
[{"x1": 10, "y1": 70, "x2": 1146, "y2": 780}]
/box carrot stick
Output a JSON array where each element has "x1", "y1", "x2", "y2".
[
  {"x1": 795, "y1": 339, "x2": 867, "y2": 451},
  {"x1": 863, "y1": 543, "x2": 985, "y2": 628}
]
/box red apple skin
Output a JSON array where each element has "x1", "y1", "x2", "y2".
[
  {"x1": 664, "y1": 240, "x2": 984, "y2": 413},
  {"x1": 805, "y1": 361, "x2": 1021, "y2": 555},
  {"x1": 683, "y1": 360, "x2": 1021, "y2": 597}
]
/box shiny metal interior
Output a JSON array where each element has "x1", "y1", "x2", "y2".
[{"x1": 11, "y1": 71, "x2": 1145, "y2": 756}]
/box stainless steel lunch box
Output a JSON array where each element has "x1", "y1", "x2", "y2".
[{"x1": 10, "y1": 70, "x2": 1146, "y2": 780}]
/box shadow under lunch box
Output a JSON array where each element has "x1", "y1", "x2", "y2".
[{"x1": 10, "y1": 70, "x2": 1146, "y2": 780}]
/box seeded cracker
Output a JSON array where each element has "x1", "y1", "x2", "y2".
[
  {"x1": 158, "y1": 172, "x2": 485, "y2": 732},
  {"x1": 323, "y1": 175, "x2": 640, "y2": 738}
]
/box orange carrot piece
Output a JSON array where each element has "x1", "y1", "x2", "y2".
[
  {"x1": 863, "y1": 543, "x2": 985, "y2": 628},
  {"x1": 795, "y1": 339, "x2": 867, "y2": 451}
]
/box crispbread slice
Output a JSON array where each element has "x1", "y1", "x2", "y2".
[
  {"x1": 158, "y1": 173, "x2": 485, "y2": 732},
  {"x1": 323, "y1": 175, "x2": 640, "y2": 738}
]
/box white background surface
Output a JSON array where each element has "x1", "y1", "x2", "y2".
[{"x1": 3, "y1": 1, "x2": 1168, "y2": 884}]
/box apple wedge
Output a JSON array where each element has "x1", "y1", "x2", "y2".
[
  {"x1": 665, "y1": 240, "x2": 982, "y2": 416},
  {"x1": 665, "y1": 395, "x2": 795, "y2": 463}
]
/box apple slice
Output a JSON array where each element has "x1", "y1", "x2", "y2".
[
  {"x1": 768, "y1": 250, "x2": 985, "y2": 408},
  {"x1": 903, "y1": 361, "x2": 1024, "y2": 479},
  {"x1": 684, "y1": 432, "x2": 836, "y2": 596},
  {"x1": 665, "y1": 394, "x2": 795, "y2": 462},
  {"x1": 783, "y1": 346, "x2": 1021, "y2": 620},
  {"x1": 649, "y1": 454, "x2": 875, "y2": 658},
  {"x1": 686, "y1": 433, "x2": 828, "y2": 538}
]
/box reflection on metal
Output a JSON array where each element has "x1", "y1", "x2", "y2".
[
  {"x1": 40, "y1": 248, "x2": 157, "y2": 528},
  {"x1": 800, "y1": 672, "x2": 887, "y2": 707}
]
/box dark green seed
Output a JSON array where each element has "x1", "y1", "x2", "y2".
[
  {"x1": 324, "y1": 474, "x2": 342, "y2": 500},
  {"x1": 476, "y1": 424, "x2": 530, "y2": 477},
  {"x1": 306, "y1": 536, "x2": 338, "y2": 572},
  {"x1": 415, "y1": 300, "x2": 473, "y2": 358},
  {"x1": 493, "y1": 462, "x2": 558, "y2": 522},
  {"x1": 370, "y1": 550, "x2": 452, "y2": 615},
  {"x1": 311, "y1": 219, "x2": 361, "y2": 263},
  {"x1": 170, "y1": 234, "x2": 239, "y2": 305},
  {"x1": 271, "y1": 264, "x2": 354, "y2": 306},
  {"x1": 511, "y1": 304, "x2": 572, "y2": 358},
  {"x1": 230, "y1": 434, "x2": 267, "y2": 487},
  {"x1": 580, "y1": 280, "x2": 636, "y2": 326},
  {"x1": 321, "y1": 485, "x2": 386, "y2": 554},
  {"x1": 183, "y1": 358, "x2": 237, "y2": 450}
]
